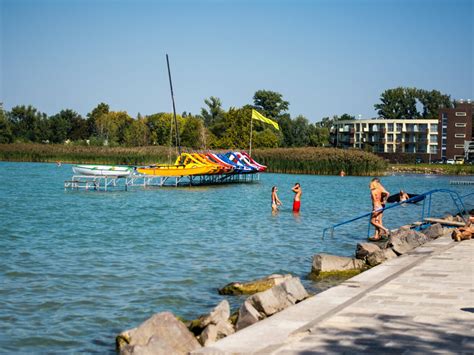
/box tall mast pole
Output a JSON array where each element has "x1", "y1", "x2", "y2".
[{"x1": 166, "y1": 54, "x2": 181, "y2": 156}]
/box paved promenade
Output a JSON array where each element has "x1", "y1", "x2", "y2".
[{"x1": 195, "y1": 236, "x2": 474, "y2": 354}]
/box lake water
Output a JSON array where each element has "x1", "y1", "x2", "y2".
[{"x1": 0, "y1": 162, "x2": 472, "y2": 353}]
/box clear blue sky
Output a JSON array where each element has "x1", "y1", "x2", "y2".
[{"x1": 1, "y1": 0, "x2": 473, "y2": 122}]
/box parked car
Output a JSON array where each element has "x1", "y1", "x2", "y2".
[
  {"x1": 446, "y1": 159, "x2": 455, "y2": 165},
  {"x1": 415, "y1": 157, "x2": 423, "y2": 164},
  {"x1": 455, "y1": 158, "x2": 464, "y2": 165}
]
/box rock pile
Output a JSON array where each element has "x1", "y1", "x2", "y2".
[
  {"x1": 311, "y1": 223, "x2": 449, "y2": 281},
  {"x1": 116, "y1": 312, "x2": 201, "y2": 355},
  {"x1": 235, "y1": 277, "x2": 308, "y2": 330},
  {"x1": 116, "y1": 276, "x2": 309, "y2": 353}
]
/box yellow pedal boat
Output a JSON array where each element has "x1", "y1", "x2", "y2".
[{"x1": 137, "y1": 153, "x2": 219, "y2": 176}]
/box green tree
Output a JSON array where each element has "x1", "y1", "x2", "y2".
[
  {"x1": 253, "y1": 128, "x2": 279, "y2": 148},
  {"x1": 124, "y1": 118, "x2": 150, "y2": 146},
  {"x1": 276, "y1": 114, "x2": 294, "y2": 147},
  {"x1": 181, "y1": 115, "x2": 205, "y2": 149},
  {"x1": 0, "y1": 108, "x2": 13, "y2": 143},
  {"x1": 289, "y1": 115, "x2": 310, "y2": 147},
  {"x1": 8, "y1": 105, "x2": 49, "y2": 142},
  {"x1": 200, "y1": 97, "x2": 224, "y2": 127},
  {"x1": 308, "y1": 125, "x2": 329, "y2": 146},
  {"x1": 49, "y1": 109, "x2": 87, "y2": 143},
  {"x1": 417, "y1": 89, "x2": 452, "y2": 118},
  {"x1": 214, "y1": 106, "x2": 252, "y2": 149},
  {"x1": 374, "y1": 87, "x2": 420, "y2": 119},
  {"x1": 87, "y1": 102, "x2": 110, "y2": 137},
  {"x1": 95, "y1": 111, "x2": 132, "y2": 145},
  {"x1": 253, "y1": 90, "x2": 289, "y2": 118}
]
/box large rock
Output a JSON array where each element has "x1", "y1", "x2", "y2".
[
  {"x1": 218, "y1": 274, "x2": 293, "y2": 295},
  {"x1": 116, "y1": 312, "x2": 201, "y2": 355},
  {"x1": 389, "y1": 229, "x2": 430, "y2": 255},
  {"x1": 311, "y1": 253, "x2": 366, "y2": 277},
  {"x1": 199, "y1": 300, "x2": 230, "y2": 327},
  {"x1": 235, "y1": 300, "x2": 262, "y2": 331},
  {"x1": 235, "y1": 277, "x2": 308, "y2": 330},
  {"x1": 366, "y1": 248, "x2": 398, "y2": 266},
  {"x1": 355, "y1": 243, "x2": 382, "y2": 260},
  {"x1": 199, "y1": 321, "x2": 235, "y2": 346},
  {"x1": 422, "y1": 223, "x2": 444, "y2": 239}
]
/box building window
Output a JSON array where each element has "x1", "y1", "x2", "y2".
[
  {"x1": 396, "y1": 123, "x2": 403, "y2": 132},
  {"x1": 430, "y1": 134, "x2": 438, "y2": 142},
  {"x1": 387, "y1": 134, "x2": 393, "y2": 142},
  {"x1": 455, "y1": 134, "x2": 466, "y2": 138},
  {"x1": 442, "y1": 113, "x2": 448, "y2": 119},
  {"x1": 387, "y1": 123, "x2": 394, "y2": 131},
  {"x1": 455, "y1": 123, "x2": 467, "y2": 128},
  {"x1": 454, "y1": 144, "x2": 464, "y2": 149},
  {"x1": 430, "y1": 123, "x2": 438, "y2": 132},
  {"x1": 386, "y1": 145, "x2": 394, "y2": 153},
  {"x1": 429, "y1": 146, "x2": 437, "y2": 154},
  {"x1": 455, "y1": 112, "x2": 467, "y2": 116}
]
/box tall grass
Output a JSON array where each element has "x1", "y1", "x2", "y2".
[
  {"x1": 0, "y1": 144, "x2": 388, "y2": 175},
  {"x1": 253, "y1": 147, "x2": 388, "y2": 176},
  {"x1": 0, "y1": 143, "x2": 178, "y2": 165}
]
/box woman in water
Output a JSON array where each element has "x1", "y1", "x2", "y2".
[{"x1": 271, "y1": 186, "x2": 282, "y2": 213}]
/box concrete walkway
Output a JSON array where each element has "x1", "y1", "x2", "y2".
[{"x1": 194, "y1": 236, "x2": 474, "y2": 354}]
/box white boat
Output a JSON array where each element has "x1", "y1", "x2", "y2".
[{"x1": 72, "y1": 165, "x2": 133, "y2": 177}]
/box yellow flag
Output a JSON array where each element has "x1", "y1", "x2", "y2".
[{"x1": 251, "y1": 109, "x2": 280, "y2": 130}]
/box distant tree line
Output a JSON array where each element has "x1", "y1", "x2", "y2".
[
  {"x1": 0, "y1": 90, "x2": 330, "y2": 149},
  {"x1": 374, "y1": 87, "x2": 452, "y2": 120},
  {"x1": 0, "y1": 87, "x2": 454, "y2": 147}
]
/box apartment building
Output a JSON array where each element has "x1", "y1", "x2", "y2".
[
  {"x1": 330, "y1": 119, "x2": 439, "y2": 156},
  {"x1": 438, "y1": 100, "x2": 473, "y2": 161}
]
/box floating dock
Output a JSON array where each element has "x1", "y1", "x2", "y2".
[
  {"x1": 64, "y1": 173, "x2": 260, "y2": 191},
  {"x1": 449, "y1": 180, "x2": 474, "y2": 185}
]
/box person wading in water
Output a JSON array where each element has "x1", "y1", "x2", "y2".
[
  {"x1": 271, "y1": 186, "x2": 282, "y2": 214},
  {"x1": 292, "y1": 183, "x2": 302, "y2": 213}
]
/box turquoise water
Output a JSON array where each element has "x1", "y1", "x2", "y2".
[{"x1": 0, "y1": 162, "x2": 472, "y2": 353}]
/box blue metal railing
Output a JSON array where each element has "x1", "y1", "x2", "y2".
[{"x1": 322, "y1": 189, "x2": 471, "y2": 239}]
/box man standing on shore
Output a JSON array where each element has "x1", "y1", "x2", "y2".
[{"x1": 292, "y1": 183, "x2": 302, "y2": 213}]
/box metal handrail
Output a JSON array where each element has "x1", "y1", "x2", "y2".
[{"x1": 322, "y1": 189, "x2": 471, "y2": 239}]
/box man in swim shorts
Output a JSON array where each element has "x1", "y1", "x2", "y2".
[{"x1": 292, "y1": 183, "x2": 302, "y2": 213}]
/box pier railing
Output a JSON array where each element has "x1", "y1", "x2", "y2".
[{"x1": 322, "y1": 189, "x2": 472, "y2": 239}]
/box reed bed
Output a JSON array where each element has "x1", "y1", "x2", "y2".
[
  {"x1": 1, "y1": 144, "x2": 387, "y2": 175},
  {"x1": 253, "y1": 147, "x2": 388, "y2": 176},
  {"x1": 0, "y1": 143, "x2": 177, "y2": 165}
]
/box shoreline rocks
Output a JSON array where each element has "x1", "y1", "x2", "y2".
[
  {"x1": 218, "y1": 274, "x2": 293, "y2": 295},
  {"x1": 236, "y1": 277, "x2": 309, "y2": 330},
  {"x1": 116, "y1": 312, "x2": 201, "y2": 355},
  {"x1": 314, "y1": 223, "x2": 449, "y2": 280},
  {"x1": 115, "y1": 220, "x2": 456, "y2": 353},
  {"x1": 310, "y1": 254, "x2": 367, "y2": 279}
]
